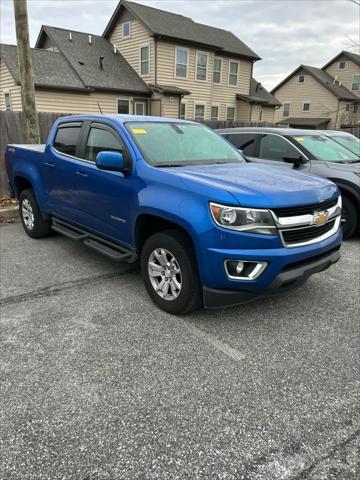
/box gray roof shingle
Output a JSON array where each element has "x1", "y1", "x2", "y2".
[
  {"x1": 322, "y1": 50, "x2": 360, "y2": 70},
  {"x1": 236, "y1": 78, "x2": 281, "y2": 106},
  {"x1": 36, "y1": 26, "x2": 151, "y2": 94},
  {"x1": 104, "y1": 0, "x2": 260, "y2": 60},
  {"x1": 277, "y1": 117, "x2": 331, "y2": 127},
  {"x1": 0, "y1": 43, "x2": 86, "y2": 90},
  {"x1": 272, "y1": 64, "x2": 358, "y2": 101}
]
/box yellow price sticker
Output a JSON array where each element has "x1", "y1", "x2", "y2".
[
  {"x1": 132, "y1": 128, "x2": 147, "y2": 134},
  {"x1": 295, "y1": 137, "x2": 304, "y2": 142}
]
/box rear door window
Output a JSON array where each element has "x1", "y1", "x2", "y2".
[
  {"x1": 53, "y1": 123, "x2": 82, "y2": 157},
  {"x1": 259, "y1": 134, "x2": 298, "y2": 161},
  {"x1": 84, "y1": 125, "x2": 123, "y2": 163},
  {"x1": 225, "y1": 133, "x2": 258, "y2": 156}
]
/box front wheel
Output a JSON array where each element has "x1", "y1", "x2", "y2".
[
  {"x1": 19, "y1": 189, "x2": 52, "y2": 238},
  {"x1": 141, "y1": 230, "x2": 203, "y2": 315},
  {"x1": 341, "y1": 196, "x2": 358, "y2": 239}
]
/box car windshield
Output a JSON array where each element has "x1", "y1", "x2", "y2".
[
  {"x1": 291, "y1": 134, "x2": 357, "y2": 162},
  {"x1": 126, "y1": 122, "x2": 244, "y2": 166},
  {"x1": 328, "y1": 135, "x2": 360, "y2": 157}
]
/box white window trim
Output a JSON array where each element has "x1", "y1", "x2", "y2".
[
  {"x1": 175, "y1": 46, "x2": 189, "y2": 80},
  {"x1": 194, "y1": 102, "x2": 206, "y2": 121},
  {"x1": 226, "y1": 105, "x2": 236, "y2": 121},
  {"x1": 116, "y1": 97, "x2": 131, "y2": 114},
  {"x1": 195, "y1": 50, "x2": 209, "y2": 82},
  {"x1": 122, "y1": 21, "x2": 131, "y2": 38},
  {"x1": 4, "y1": 91, "x2": 12, "y2": 111},
  {"x1": 283, "y1": 102, "x2": 291, "y2": 117},
  {"x1": 213, "y1": 57, "x2": 222, "y2": 84},
  {"x1": 298, "y1": 74, "x2": 305, "y2": 84},
  {"x1": 210, "y1": 104, "x2": 220, "y2": 120},
  {"x1": 228, "y1": 60, "x2": 240, "y2": 87},
  {"x1": 338, "y1": 61, "x2": 347, "y2": 70},
  {"x1": 351, "y1": 74, "x2": 360, "y2": 91},
  {"x1": 134, "y1": 101, "x2": 146, "y2": 116},
  {"x1": 180, "y1": 100, "x2": 187, "y2": 120},
  {"x1": 302, "y1": 102, "x2": 311, "y2": 112},
  {"x1": 139, "y1": 43, "x2": 151, "y2": 77}
]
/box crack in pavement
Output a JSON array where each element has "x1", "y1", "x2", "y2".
[
  {"x1": 292, "y1": 428, "x2": 360, "y2": 479},
  {"x1": 0, "y1": 268, "x2": 135, "y2": 307}
]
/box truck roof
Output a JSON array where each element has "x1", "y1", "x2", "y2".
[{"x1": 56, "y1": 114, "x2": 196, "y2": 125}]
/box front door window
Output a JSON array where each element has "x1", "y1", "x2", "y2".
[{"x1": 135, "y1": 102, "x2": 146, "y2": 116}]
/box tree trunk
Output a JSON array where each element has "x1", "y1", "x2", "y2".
[{"x1": 13, "y1": 0, "x2": 40, "y2": 144}]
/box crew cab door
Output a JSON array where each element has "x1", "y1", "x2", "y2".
[
  {"x1": 44, "y1": 121, "x2": 83, "y2": 218},
  {"x1": 71, "y1": 122, "x2": 133, "y2": 246}
]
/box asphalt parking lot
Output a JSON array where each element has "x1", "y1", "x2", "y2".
[{"x1": 1, "y1": 223, "x2": 359, "y2": 480}]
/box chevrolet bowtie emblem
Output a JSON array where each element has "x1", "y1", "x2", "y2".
[{"x1": 312, "y1": 210, "x2": 329, "y2": 225}]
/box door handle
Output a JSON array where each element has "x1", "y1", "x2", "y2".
[
  {"x1": 45, "y1": 162, "x2": 55, "y2": 168},
  {"x1": 75, "y1": 171, "x2": 88, "y2": 178}
]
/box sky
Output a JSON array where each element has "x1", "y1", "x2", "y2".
[{"x1": 1, "y1": 0, "x2": 359, "y2": 91}]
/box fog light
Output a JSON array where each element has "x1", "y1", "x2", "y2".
[
  {"x1": 225, "y1": 260, "x2": 267, "y2": 280},
  {"x1": 236, "y1": 261, "x2": 245, "y2": 274}
]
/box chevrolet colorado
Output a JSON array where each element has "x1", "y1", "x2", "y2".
[{"x1": 5, "y1": 115, "x2": 342, "y2": 314}]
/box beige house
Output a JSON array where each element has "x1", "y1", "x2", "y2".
[
  {"x1": 272, "y1": 55, "x2": 359, "y2": 130},
  {"x1": 0, "y1": 0, "x2": 280, "y2": 121}
]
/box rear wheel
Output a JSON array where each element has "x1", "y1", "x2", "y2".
[
  {"x1": 19, "y1": 189, "x2": 52, "y2": 238},
  {"x1": 341, "y1": 196, "x2": 358, "y2": 239},
  {"x1": 141, "y1": 230, "x2": 203, "y2": 315}
]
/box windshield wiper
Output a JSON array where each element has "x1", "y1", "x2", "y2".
[{"x1": 155, "y1": 164, "x2": 185, "y2": 168}]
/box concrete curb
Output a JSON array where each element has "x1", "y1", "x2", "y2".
[{"x1": 0, "y1": 205, "x2": 19, "y2": 219}]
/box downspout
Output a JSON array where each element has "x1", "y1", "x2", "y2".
[
  {"x1": 154, "y1": 36, "x2": 158, "y2": 85},
  {"x1": 334, "y1": 99, "x2": 341, "y2": 129},
  {"x1": 179, "y1": 93, "x2": 184, "y2": 119}
]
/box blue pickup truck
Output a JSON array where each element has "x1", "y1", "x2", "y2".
[{"x1": 5, "y1": 115, "x2": 342, "y2": 314}]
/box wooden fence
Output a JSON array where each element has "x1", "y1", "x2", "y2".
[{"x1": 0, "y1": 111, "x2": 358, "y2": 195}]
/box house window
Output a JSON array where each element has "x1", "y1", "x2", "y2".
[
  {"x1": 352, "y1": 75, "x2": 360, "y2": 91},
  {"x1": 283, "y1": 103, "x2": 290, "y2": 117},
  {"x1": 213, "y1": 58, "x2": 222, "y2": 84},
  {"x1": 345, "y1": 104, "x2": 351, "y2": 112},
  {"x1": 339, "y1": 61, "x2": 346, "y2": 69},
  {"x1": 122, "y1": 22, "x2": 131, "y2": 38},
  {"x1": 211, "y1": 106, "x2": 219, "y2": 120},
  {"x1": 134, "y1": 101, "x2": 146, "y2": 116},
  {"x1": 117, "y1": 99, "x2": 130, "y2": 114},
  {"x1": 180, "y1": 102, "x2": 186, "y2": 119},
  {"x1": 228, "y1": 61, "x2": 239, "y2": 86},
  {"x1": 175, "y1": 47, "x2": 188, "y2": 78},
  {"x1": 194, "y1": 104, "x2": 205, "y2": 121},
  {"x1": 226, "y1": 106, "x2": 235, "y2": 120},
  {"x1": 140, "y1": 45, "x2": 150, "y2": 76},
  {"x1": 196, "y1": 52, "x2": 208, "y2": 81},
  {"x1": 4, "y1": 92, "x2": 12, "y2": 111},
  {"x1": 298, "y1": 75, "x2": 305, "y2": 83},
  {"x1": 303, "y1": 102, "x2": 311, "y2": 112}
]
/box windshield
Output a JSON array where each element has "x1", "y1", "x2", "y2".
[
  {"x1": 126, "y1": 122, "x2": 244, "y2": 166},
  {"x1": 328, "y1": 135, "x2": 360, "y2": 157},
  {"x1": 291, "y1": 134, "x2": 356, "y2": 162}
]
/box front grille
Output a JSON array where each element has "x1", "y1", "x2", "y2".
[
  {"x1": 272, "y1": 198, "x2": 338, "y2": 217},
  {"x1": 281, "y1": 220, "x2": 336, "y2": 246}
]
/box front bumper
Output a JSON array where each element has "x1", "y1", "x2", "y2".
[{"x1": 203, "y1": 246, "x2": 340, "y2": 308}]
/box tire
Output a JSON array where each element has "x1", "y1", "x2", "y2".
[
  {"x1": 141, "y1": 229, "x2": 203, "y2": 315},
  {"x1": 19, "y1": 189, "x2": 52, "y2": 239},
  {"x1": 341, "y1": 196, "x2": 358, "y2": 239}
]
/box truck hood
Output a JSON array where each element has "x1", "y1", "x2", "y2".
[{"x1": 168, "y1": 163, "x2": 338, "y2": 208}]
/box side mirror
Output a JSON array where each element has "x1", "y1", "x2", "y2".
[
  {"x1": 96, "y1": 151, "x2": 124, "y2": 172},
  {"x1": 283, "y1": 153, "x2": 306, "y2": 168}
]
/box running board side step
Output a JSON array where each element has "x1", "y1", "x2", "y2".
[{"x1": 51, "y1": 218, "x2": 137, "y2": 263}]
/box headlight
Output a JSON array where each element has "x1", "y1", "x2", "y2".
[{"x1": 210, "y1": 202, "x2": 277, "y2": 235}]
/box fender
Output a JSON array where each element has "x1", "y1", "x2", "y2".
[{"x1": 329, "y1": 178, "x2": 360, "y2": 207}]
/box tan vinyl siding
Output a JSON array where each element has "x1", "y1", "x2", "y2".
[
  {"x1": 325, "y1": 58, "x2": 360, "y2": 98},
  {"x1": 261, "y1": 106, "x2": 276, "y2": 122},
  {"x1": 162, "y1": 96, "x2": 180, "y2": 118},
  {"x1": 109, "y1": 17, "x2": 155, "y2": 83},
  {"x1": 273, "y1": 73, "x2": 340, "y2": 128},
  {"x1": 237, "y1": 100, "x2": 251, "y2": 121},
  {"x1": 0, "y1": 61, "x2": 22, "y2": 111},
  {"x1": 156, "y1": 41, "x2": 252, "y2": 120}
]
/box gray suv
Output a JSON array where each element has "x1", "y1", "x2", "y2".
[{"x1": 217, "y1": 127, "x2": 360, "y2": 238}]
